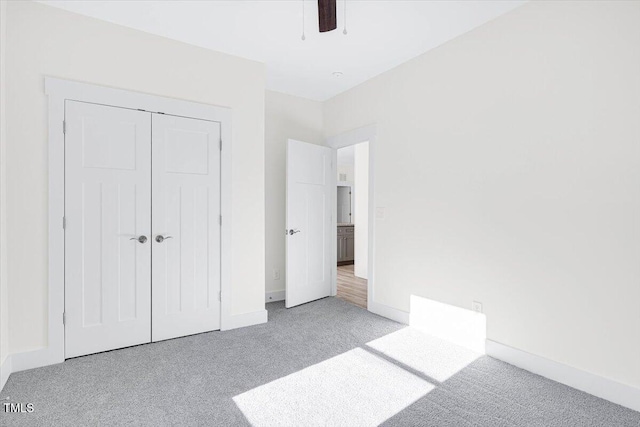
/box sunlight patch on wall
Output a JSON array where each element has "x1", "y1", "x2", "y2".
[
  {"x1": 233, "y1": 347, "x2": 434, "y2": 426},
  {"x1": 409, "y1": 295, "x2": 487, "y2": 354}
]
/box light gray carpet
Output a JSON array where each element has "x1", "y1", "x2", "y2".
[{"x1": 1, "y1": 298, "x2": 639, "y2": 426}]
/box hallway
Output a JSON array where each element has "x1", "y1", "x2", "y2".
[{"x1": 336, "y1": 264, "x2": 367, "y2": 309}]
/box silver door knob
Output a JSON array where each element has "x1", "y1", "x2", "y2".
[
  {"x1": 155, "y1": 235, "x2": 173, "y2": 243},
  {"x1": 130, "y1": 236, "x2": 147, "y2": 244},
  {"x1": 288, "y1": 229, "x2": 301, "y2": 235}
]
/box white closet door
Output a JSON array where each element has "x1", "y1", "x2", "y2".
[
  {"x1": 151, "y1": 114, "x2": 221, "y2": 341},
  {"x1": 65, "y1": 101, "x2": 152, "y2": 358}
]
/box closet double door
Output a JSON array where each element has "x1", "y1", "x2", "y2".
[{"x1": 64, "y1": 101, "x2": 221, "y2": 358}]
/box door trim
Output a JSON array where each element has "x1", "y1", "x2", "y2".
[
  {"x1": 32, "y1": 77, "x2": 233, "y2": 368},
  {"x1": 326, "y1": 125, "x2": 377, "y2": 311}
]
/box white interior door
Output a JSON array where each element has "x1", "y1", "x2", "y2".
[
  {"x1": 65, "y1": 101, "x2": 151, "y2": 358},
  {"x1": 151, "y1": 114, "x2": 221, "y2": 341},
  {"x1": 286, "y1": 139, "x2": 333, "y2": 308}
]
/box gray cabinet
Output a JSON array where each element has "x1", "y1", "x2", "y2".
[
  {"x1": 345, "y1": 234, "x2": 354, "y2": 260},
  {"x1": 337, "y1": 226, "x2": 354, "y2": 264}
]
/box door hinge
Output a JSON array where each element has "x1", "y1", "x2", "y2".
[
  {"x1": 62, "y1": 216, "x2": 66, "y2": 229},
  {"x1": 63, "y1": 312, "x2": 66, "y2": 325},
  {"x1": 219, "y1": 215, "x2": 222, "y2": 226},
  {"x1": 63, "y1": 120, "x2": 66, "y2": 134},
  {"x1": 218, "y1": 291, "x2": 222, "y2": 302},
  {"x1": 219, "y1": 138, "x2": 222, "y2": 151}
]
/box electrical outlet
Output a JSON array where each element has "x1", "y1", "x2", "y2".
[
  {"x1": 375, "y1": 207, "x2": 386, "y2": 220},
  {"x1": 273, "y1": 269, "x2": 281, "y2": 280},
  {"x1": 472, "y1": 301, "x2": 483, "y2": 313}
]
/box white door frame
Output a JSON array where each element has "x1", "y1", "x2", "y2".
[
  {"x1": 15, "y1": 77, "x2": 233, "y2": 370},
  {"x1": 326, "y1": 124, "x2": 376, "y2": 310}
]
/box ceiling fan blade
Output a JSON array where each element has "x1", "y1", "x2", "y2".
[{"x1": 318, "y1": 0, "x2": 337, "y2": 32}]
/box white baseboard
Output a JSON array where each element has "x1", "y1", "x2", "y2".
[
  {"x1": 6, "y1": 309, "x2": 268, "y2": 374},
  {"x1": 486, "y1": 340, "x2": 640, "y2": 413},
  {"x1": 1, "y1": 355, "x2": 11, "y2": 392},
  {"x1": 265, "y1": 290, "x2": 285, "y2": 303},
  {"x1": 10, "y1": 346, "x2": 63, "y2": 374},
  {"x1": 368, "y1": 301, "x2": 409, "y2": 324},
  {"x1": 225, "y1": 309, "x2": 268, "y2": 331}
]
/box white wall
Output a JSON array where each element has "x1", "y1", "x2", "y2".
[
  {"x1": 5, "y1": 1, "x2": 266, "y2": 354},
  {"x1": 265, "y1": 91, "x2": 324, "y2": 296},
  {"x1": 337, "y1": 145, "x2": 355, "y2": 183},
  {"x1": 353, "y1": 142, "x2": 369, "y2": 279},
  {"x1": 324, "y1": 0, "x2": 640, "y2": 388},
  {"x1": 337, "y1": 165, "x2": 354, "y2": 183},
  {"x1": 0, "y1": 0, "x2": 9, "y2": 368},
  {"x1": 337, "y1": 147, "x2": 355, "y2": 227}
]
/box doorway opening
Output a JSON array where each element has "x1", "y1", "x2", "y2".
[{"x1": 335, "y1": 142, "x2": 369, "y2": 309}]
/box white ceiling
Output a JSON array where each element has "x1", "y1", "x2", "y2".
[{"x1": 38, "y1": 0, "x2": 525, "y2": 101}]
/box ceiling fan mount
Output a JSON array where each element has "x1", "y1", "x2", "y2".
[{"x1": 318, "y1": 0, "x2": 337, "y2": 32}]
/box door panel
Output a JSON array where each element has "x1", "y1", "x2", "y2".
[
  {"x1": 65, "y1": 101, "x2": 151, "y2": 358},
  {"x1": 286, "y1": 139, "x2": 333, "y2": 308},
  {"x1": 152, "y1": 114, "x2": 221, "y2": 341}
]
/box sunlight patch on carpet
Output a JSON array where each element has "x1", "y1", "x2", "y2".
[
  {"x1": 367, "y1": 328, "x2": 481, "y2": 383},
  {"x1": 233, "y1": 347, "x2": 434, "y2": 426}
]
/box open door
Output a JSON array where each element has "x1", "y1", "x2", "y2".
[{"x1": 286, "y1": 139, "x2": 334, "y2": 308}]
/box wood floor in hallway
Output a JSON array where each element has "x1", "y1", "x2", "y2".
[{"x1": 336, "y1": 264, "x2": 367, "y2": 309}]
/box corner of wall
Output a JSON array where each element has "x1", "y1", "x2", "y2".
[
  {"x1": 0, "y1": 0, "x2": 11, "y2": 377},
  {"x1": 223, "y1": 309, "x2": 268, "y2": 331},
  {"x1": 264, "y1": 90, "x2": 325, "y2": 301},
  {"x1": 0, "y1": 355, "x2": 11, "y2": 393}
]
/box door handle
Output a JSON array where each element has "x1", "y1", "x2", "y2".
[
  {"x1": 155, "y1": 235, "x2": 173, "y2": 243},
  {"x1": 288, "y1": 229, "x2": 301, "y2": 235},
  {"x1": 130, "y1": 236, "x2": 147, "y2": 244}
]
